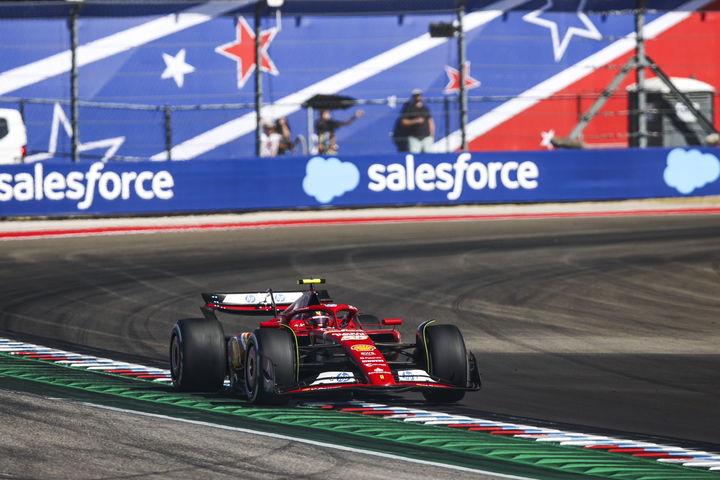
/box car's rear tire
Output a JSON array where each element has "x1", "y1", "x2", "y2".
[
  {"x1": 244, "y1": 327, "x2": 297, "y2": 405},
  {"x1": 417, "y1": 323, "x2": 468, "y2": 403},
  {"x1": 170, "y1": 318, "x2": 225, "y2": 392}
]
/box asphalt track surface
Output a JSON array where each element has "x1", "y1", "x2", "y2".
[
  {"x1": 0, "y1": 388, "x2": 498, "y2": 480},
  {"x1": 1, "y1": 208, "x2": 720, "y2": 478}
]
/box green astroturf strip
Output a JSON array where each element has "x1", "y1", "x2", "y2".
[{"x1": 1, "y1": 352, "x2": 718, "y2": 480}]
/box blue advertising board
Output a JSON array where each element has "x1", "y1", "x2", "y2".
[{"x1": 1, "y1": 147, "x2": 719, "y2": 217}]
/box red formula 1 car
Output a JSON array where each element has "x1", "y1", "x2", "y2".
[{"x1": 169, "y1": 279, "x2": 481, "y2": 404}]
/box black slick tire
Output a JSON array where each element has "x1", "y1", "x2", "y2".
[
  {"x1": 244, "y1": 327, "x2": 297, "y2": 405},
  {"x1": 418, "y1": 323, "x2": 468, "y2": 403},
  {"x1": 169, "y1": 318, "x2": 225, "y2": 392}
]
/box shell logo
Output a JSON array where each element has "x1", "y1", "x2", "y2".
[{"x1": 351, "y1": 344, "x2": 375, "y2": 352}]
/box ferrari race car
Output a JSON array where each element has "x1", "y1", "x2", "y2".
[{"x1": 169, "y1": 279, "x2": 481, "y2": 404}]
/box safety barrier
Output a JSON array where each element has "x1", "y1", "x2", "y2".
[{"x1": 0, "y1": 147, "x2": 718, "y2": 217}]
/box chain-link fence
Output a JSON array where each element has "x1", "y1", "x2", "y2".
[{"x1": 6, "y1": 89, "x2": 715, "y2": 161}]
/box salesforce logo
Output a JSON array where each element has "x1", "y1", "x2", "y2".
[
  {"x1": 303, "y1": 156, "x2": 360, "y2": 203},
  {"x1": 0, "y1": 162, "x2": 174, "y2": 210},
  {"x1": 302, "y1": 153, "x2": 539, "y2": 204},
  {"x1": 369, "y1": 153, "x2": 539, "y2": 199},
  {"x1": 663, "y1": 148, "x2": 720, "y2": 194}
]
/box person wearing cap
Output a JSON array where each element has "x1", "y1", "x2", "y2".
[
  {"x1": 398, "y1": 89, "x2": 435, "y2": 153},
  {"x1": 260, "y1": 117, "x2": 292, "y2": 157}
]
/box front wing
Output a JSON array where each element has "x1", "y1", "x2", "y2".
[
  {"x1": 252, "y1": 339, "x2": 481, "y2": 398},
  {"x1": 282, "y1": 380, "x2": 476, "y2": 396},
  {"x1": 274, "y1": 362, "x2": 481, "y2": 396}
]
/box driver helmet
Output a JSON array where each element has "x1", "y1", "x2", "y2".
[{"x1": 310, "y1": 311, "x2": 331, "y2": 328}]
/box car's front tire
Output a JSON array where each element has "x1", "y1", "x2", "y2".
[
  {"x1": 417, "y1": 323, "x2": 468, "y2": 403},
  {"x1": 170, "y1": 318, "x2": 225, "y2": 392},
  {"x1": 244, "y1": 327, "x2": 297, "y2": 405}
]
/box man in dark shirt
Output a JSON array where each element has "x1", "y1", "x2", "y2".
[
  {"x1": 315, "y1": 108, "x2": 364, "y2": 154},
  {"x1": 399, "y1": 89, "x2": 435, "y2": 153}
]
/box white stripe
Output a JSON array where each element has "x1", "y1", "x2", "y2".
[
  {"x1": 560, "y1": 439, "x2": 614, "y2": 446},
  {"x1": 683, "y1": 461, "x2": 720, "y2": 467},
  {"x1": 150, "y1": 0, "x2": 528, "y2": 161},
  {"x1": 534, "y1": 435, "x2": 592, "y2": 442},
  {"x1": 80, "y1": 402, "x2": 536, "y2": 480},
  {"x1": 434, "y1": 0, "x2": 713, "y2": 151},
  {"x1": 57, "y1": 361, "x2": 116, "y2": 367},
  {"x1": 0, "y1": 2, "x2": 249, "y2": 96}
]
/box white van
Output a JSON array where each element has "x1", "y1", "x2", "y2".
[{"x1": 0, "y1": 108, "x2": 27, "y2": 164}]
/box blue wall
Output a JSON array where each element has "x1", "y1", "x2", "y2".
[{"x1": 1, "y1": 147, "x2": 719, "y2": 217}]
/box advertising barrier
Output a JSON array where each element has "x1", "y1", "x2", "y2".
[{"x1": 1, "y1": 147, "x2": 719, "y2": 218}]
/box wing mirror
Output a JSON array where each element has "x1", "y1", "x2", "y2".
[{"x1": 382, "y1": 318, "x2": 402, "y2": 326}]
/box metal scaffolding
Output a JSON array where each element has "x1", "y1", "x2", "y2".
[{"x1": 552, "y1": 0, "x2": 718, "y2": 149}]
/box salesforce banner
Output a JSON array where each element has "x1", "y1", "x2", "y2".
[{"x1": 1, "y1": 147, "x2": 719, "y2": 217}]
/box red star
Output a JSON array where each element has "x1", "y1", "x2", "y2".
[
  {"x1": 443, "y1": 61, "x2": 480, "y2": 95},
  {"x1": 215, "y1": 17, "x2": 278, "y2": 89}
]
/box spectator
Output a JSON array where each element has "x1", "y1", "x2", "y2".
[
  {"x1": 260, "y1": 117, "x2": 292, "y2": 157},
  {"x1": 315, "y1": 108, "x2": 364, "y2": 155},
  {"x1": 275, "y1": 117, "x2": 294, "y2": 155},
  {"x1": 399, "y1": 89, "x2": 434, "y2": 153}
]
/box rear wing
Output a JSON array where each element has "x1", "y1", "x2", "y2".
[{"x1": 202, "y1": 291, "x2": 305, "y2": 315}]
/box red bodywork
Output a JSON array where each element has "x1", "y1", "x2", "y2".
[{"x1": 203, "y1": 286, "x2": 462, "y2": 395}]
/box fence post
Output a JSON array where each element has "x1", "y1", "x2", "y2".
[
  {"x1": 457, "y1": 0, "x2": 468, "y2": 151},
  {"x1": 635, "y1": 1, "x2": 648, "y2": 148},
  {"x1": 306, "y1": 106, "x2": 314, "y2": 154},
  {"x1": 163, "y1": 106, "x2": 173, "y2": 161},
  {"x1": 444, "y1": 96, "x2": 450, "y2": 153},
  {"x1": 254, "y1": 5, "x2": 263, "y2": 157},
  {"x1": 69, "y1": 2, "x2": 81, "y2": 163}
]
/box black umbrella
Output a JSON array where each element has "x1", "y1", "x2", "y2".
[{"x1": 302, "y1": 94, "x2": 356, "y2": 110}]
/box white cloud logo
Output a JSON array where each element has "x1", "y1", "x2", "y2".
[
  {"x1": 302, "y1": 156, "x2": 360, "y2": 203},
  {"x1": 663, "y1": 148, "x2": 720, "y2": 194}
]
